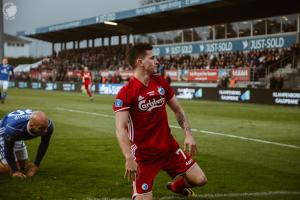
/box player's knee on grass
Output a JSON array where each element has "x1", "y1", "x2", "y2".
[
  {"x1": 133, "y1": 193, "x2": 152, "y2": 200},
  {"x1": 185, "y1": 164, "x2": 207, "y2": 186}
]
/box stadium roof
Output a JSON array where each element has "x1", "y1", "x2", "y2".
[
  {"x1": 17, "y1": 0, "x2": 300, "y2": 43},
  {"x1": 4, "y1": 33, "x2": 31, "y2": 44}
]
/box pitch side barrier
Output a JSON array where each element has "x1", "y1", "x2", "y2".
[
  {"x1": 173, "y1": 87, "x2": 300, "y2": 106},
  {"x1": 9, "y1": 81, "x2": 124, "y2": 95},
  {"x1": 10, "y1": 81, "x2": 300, "y2": 106}
]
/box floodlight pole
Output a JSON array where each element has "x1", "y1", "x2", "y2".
[{"x1": 0, "y1": 0, "x2": 4, "y2": 61}]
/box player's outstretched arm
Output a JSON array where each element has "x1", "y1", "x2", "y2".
[
  {"x1": 115, "y1": 111, "x2": 139, "y2": 181},
  {"x1": 167, "y1": 96, "x2": 198, "y2": 158},
  {"x1": 0, "y1": 161, "x2": 10, "y2": 174}
]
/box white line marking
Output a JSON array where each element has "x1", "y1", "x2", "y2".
[
  {"x1": 56, "y1": 107, "x2": 300, "y2": 150},
  {"x1": 56, "y1": 107, "x2": 114, "y2": 119},
  {"x1": 170, "y1": 125, "x2": 300, "y2": 150},
  {"x1": 84, "y1": 191, "x2": 300, "y2": 200}
]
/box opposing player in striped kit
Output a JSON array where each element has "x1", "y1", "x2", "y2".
[
  {"x1": 0, "y1": 109, "x2": 53, "y2": 178},
  {"x1": 0, "y1": 58, "x2": 14, "y2": 104}
]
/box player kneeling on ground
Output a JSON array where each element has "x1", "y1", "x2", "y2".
[
  {"x1": 114, "y1": 43, "x2": 207, "y2": 200},
  {"x1": 0, "y1": 109, "x2": 53, "y2": 178}
]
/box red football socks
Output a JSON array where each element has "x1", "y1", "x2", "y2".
[{"x1": 171, "y1": 177, "x2": 189, "y2": 192}]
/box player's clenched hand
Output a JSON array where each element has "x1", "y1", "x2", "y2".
[
  {"x1": 26, "y1": 162, "x2": 38, "y2": 177},
  {"x1": 124, "y1": 156, "x2": 139, "y2": 181},
  {"x1": 11, "y1": 171, "x2": 27, "y2": 179},
  {"x1": 184, "y1": 134, "x2": 198, "y2": 158}
]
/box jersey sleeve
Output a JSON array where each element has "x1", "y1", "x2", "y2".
[
  {"x1": 3, "y1": 125, "x2": 20, "y2": 173},
  {"x1": 34, "y1": 121, "x2": 53, "y2": 167},
  {"x1": 113, "y1": 86, "x2": 131, "y2": 112},
  {"x1": 165, "y1": 81, "x2": 174, "y2": 101}
]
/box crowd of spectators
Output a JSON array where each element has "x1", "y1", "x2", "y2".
[
  {"x1": 158, "y1": 44, "x2": 299, "y2": 70},
  {"x1": 14, "y1": 43, "x2": 299, "y2": 83}
]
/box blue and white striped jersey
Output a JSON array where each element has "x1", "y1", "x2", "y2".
[
  {"x1": 0, "y1": 109, "x2": 53, "y2": 172},
  {"x1": 0, "y1": 64, "x2": 14, "y2": 81}
]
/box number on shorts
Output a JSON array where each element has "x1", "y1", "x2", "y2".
[{"x1": 176, "y1": 148, "x2": 187, "y2": 160}]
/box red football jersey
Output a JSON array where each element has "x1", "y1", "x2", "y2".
[
  {"x1": 113, "y1": 75, "x2": 179, "y2": 161},
  {"x1": 82, "y1": 71, "x2": 92, "y2": 83}
]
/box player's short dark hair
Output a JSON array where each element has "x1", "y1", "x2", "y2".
[{"x1": 127, "y1": 43, "x2": 153, "y2": 69}]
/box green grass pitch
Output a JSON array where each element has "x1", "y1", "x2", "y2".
[{"x1": 0, "y1": 88, "x2": 299, "y2": 200}]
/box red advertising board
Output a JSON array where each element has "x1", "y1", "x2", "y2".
[
  {"x1": 187, "y1": 69, "x2": 219, "y2": 82},
  {"x1": 119, "y1": 71, "x2": 133, "y2": 80},
  {"x1": 165, "y1": 70, "x2": 178, "y2": 81},
  {"x1": 231, "y1": 68, "x2": 250, "y2": 81}
]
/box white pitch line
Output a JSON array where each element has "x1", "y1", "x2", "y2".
[
  {"x1": 169, "y1": 125, "x2": 300, "y2": 150},
  {"x1": 84, "y1": 191, "x2": 300, "y2": 200},
  {"x1": 56, "y1": 107, "x2": 300, "y2": 150},
  {"x1": 56, "y1": 107, "x2": 114, "y2": 119}
]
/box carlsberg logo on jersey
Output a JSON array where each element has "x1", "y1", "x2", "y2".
[{"x1": 138, "y1": 97, "x2": 165, "y2": 112}]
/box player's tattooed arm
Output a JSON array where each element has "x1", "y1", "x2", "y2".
[
  {"x1": 167, "y1": 96, "x2": 192, "y2": 135},
  {"x1": 175, "y1": 110, "x2": 192, "y2": 134}
]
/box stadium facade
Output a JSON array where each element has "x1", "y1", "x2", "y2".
[{"x1": 17, "y1": 0, "x2": 299, "y2": 53}]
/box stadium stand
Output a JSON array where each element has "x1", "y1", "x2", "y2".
[
  {"x1": 13, "y1": 44, "x2": 299, "y2": 87},
  {"x1": 15, "y1": 0, "x2": 299, "y2": 89}
]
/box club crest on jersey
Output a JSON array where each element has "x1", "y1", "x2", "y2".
[
  {"x1": 142, "y1": 183, "x2": 149, "y2": 191},
  {"x1": 115, "y1": 99, "x2": 123, "y2": 107},
  {"x1": 157, "y1": 87, "x2": 165, "y2": 95}
]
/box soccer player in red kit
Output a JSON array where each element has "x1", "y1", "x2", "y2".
[
  {"x1": 113, "y1": 43, "x2": 207, "y2": 200},
  {"x1": 82, "y1": 66, "x2": 93, "y2": 100}
]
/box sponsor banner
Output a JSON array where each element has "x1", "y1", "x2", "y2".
[
  {"x1": 175, "y1": 87, "x2": 203, "y2": 99},
  {"x1": 187, "y1": 69, "x2": 218, "y2": 82},
  {"x1": 45, "y1": 83, "x2": 57, "y2": 91},
  {"x1": 62, "y1": 83, "x2": 76, "y2": 91},
  {"x1": 174, "y1": 87, "x2": 251, "y2": 102},
  {"x1": 231, "y1": 68, "x2": 250, "y2": 81},
  {"x1": 165, "y1": 70, "x2": 179, "y2": 81},
  {"x1": 173, "y1": 87, "x2": 299, "y2": 106},
  {"x1": 272, "y1": 91, "x2": 300, "y2": 105},
  {"x1": 18, "y1": 82, "x2": 28, "y2": 88},
  {"x1": 31, "y1": 82, "x2": 42, "y2": 89},
  {"x1": 11, "y1": 81, "x2": 299, "y2": 106},
  {"x1": 98, "y1": 84, "x2": 124, "y2": 95},
  {"x1": 91, "y1": 84, "x2": 96, "y2": 92},
  {"x1": 172, "y1": 69, "x2": 249, "y2": 82},
  {"x1": 153, "y1": 33, "x2": 297, "y2": 55},
  {"x1": 9, "y1": 81, "x2": 15, "y2": 88},
  {"x1": 218, "y1": 89, "x2": 251, "y2": 102}
]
